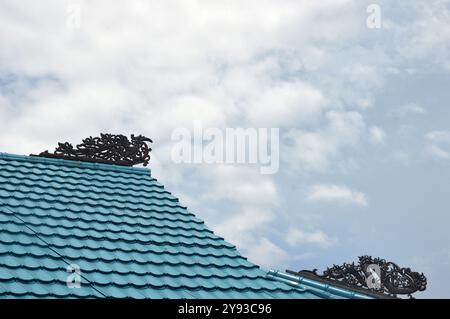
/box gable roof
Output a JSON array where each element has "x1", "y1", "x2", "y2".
[{"x1": 0, "y1": 153, "x2": 370, "y2": 299}]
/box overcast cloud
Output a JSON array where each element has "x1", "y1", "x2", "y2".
[{"x1": 1, "y1": 0, "x2": 450, "y2": 297}]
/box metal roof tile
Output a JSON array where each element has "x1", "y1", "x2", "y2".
[{"x1": 0, "y1": 153, "x2": 358, "y2": 299}]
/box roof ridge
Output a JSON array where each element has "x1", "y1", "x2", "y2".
[
  {"x1": 267, "y1": 270, "x2": 374, "y2": 299},
  {"x1": 0, "y1": 153, "x2": 150, "y2": 175}
]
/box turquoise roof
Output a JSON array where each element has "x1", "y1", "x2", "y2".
[
  {"x1": 0, "y1": 153, "x2": 368, "y2": 299},
  {"x1": 267, "y1": 271, "x2": 373, "y2": 299}
]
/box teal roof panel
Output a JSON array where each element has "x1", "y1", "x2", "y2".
[
  {"x1": 0, "y1": 153, "x2": 367, "y2": 299},
  {"x1": 0, "y1": 153, "x2": 323, "y2": 298}
]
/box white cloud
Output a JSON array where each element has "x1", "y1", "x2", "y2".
[
  {"x1": 199, "y1": 165, "x2": 280, "y2": 206},
  {"x1": 369, "y1": 126, "x2": 387, "y2": 144},
  {"x1": 426, "y1": 131, "x2": 450, "y2": 143},
  {"x1": 426, "y1": 131, "x2": 450, "y2": 160},
  {"x1": 0, "y1": 0, "x2": 449, "y2": 274},
  {"x1": 307, "y1": 184, "x2": 368, "y2": 206},
  {"x1": 246, "y1": 80, "x2": 327, "y2": 127},
  {"x1": 244, "y1": 237, "x2": 289, "y2": 269},
  {"x1": 213, "y1": 207, "x2": 275, "y2": 244},
  {"x1": 389, "y1": 103, "x2": 427, "y2": 118},
  {"x1": 283, "y1": 111, "x2": 365, "y2": 172},
  {"x1": 393, "y1": 1, "x2": 450, "y2": 70},
  {"x1": 285, "y1": 228, "x2": 337, "y2": 249},
  {"x1": 155, "y1": 164, "x2": 283, "y2": 268},
  {"x1": 427, "y1": 144, "x2": 450, "y2": 160},
  {"x1": 402, "y1": 103, "x2": 427, "y2": 115},
  {"x1": 389, "y1": 150, "x2": 410, "y2": 165}
]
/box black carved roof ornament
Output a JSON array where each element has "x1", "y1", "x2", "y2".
[
  {"x1": 287, "y1": 255, "x2": 427, "y2": 299},
  {"x1": 32, "y1": 134, "x2": 153, "y2": 167}
]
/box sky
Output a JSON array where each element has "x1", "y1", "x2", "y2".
[{"x1": 1, "y1": 0, "x2": 450, "y2": 298}]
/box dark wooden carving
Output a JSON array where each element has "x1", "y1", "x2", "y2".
[
  {"x1": 33, "y1": 134, "x2": 152, "y2": 166},
  {"x1": 288, "y1": 255, "x2": 427, "y2": 299}
]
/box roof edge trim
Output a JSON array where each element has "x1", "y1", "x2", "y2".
[
  {"x1": 0, "y1": 153, "x2": 150, "y2": 175},
  {"x1": 267, "y1": 270, "x2": 374, "y2": 300}
]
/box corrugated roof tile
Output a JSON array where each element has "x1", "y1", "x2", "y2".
[{"x1": 0, "y1": 153, "x2": 362, "y2": 298}]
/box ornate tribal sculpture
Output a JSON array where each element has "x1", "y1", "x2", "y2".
[
  {"x1": 288, "y1": 255, "x2": 427, "y2": 299},
  {"x1": 33, "y1": 134, "x2": 153, "y2": 167}
]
